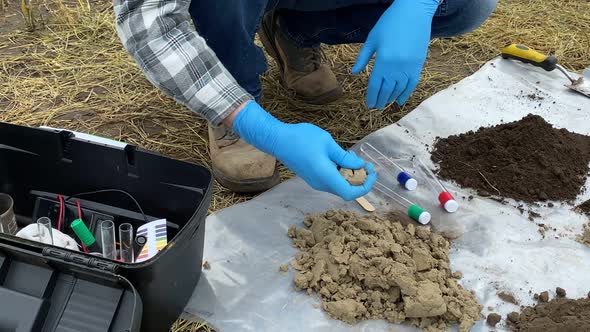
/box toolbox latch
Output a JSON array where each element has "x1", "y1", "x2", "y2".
[
  {"x1": 58, "y1": 130, "x2": 75, "y2": 162},
  {"x1": 42, "y1": 247, "x2": 119, "y2": 273}
]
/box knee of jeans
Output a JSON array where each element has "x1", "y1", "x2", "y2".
[{"x1": 440, "y1": 0, "x2": 498, "y2": 37}]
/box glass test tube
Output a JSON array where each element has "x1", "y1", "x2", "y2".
[
  {"x1": 119, "y1": 223, "x2": 134, "y2": 262},
  {"x1": 361, "y1": 142, "x2": 418, "y2": 190},
  {"x1": 373, "y1": 181, "x2": 431, "y2": 225},
  {"x1": 37, "y1": 217, "x2": 53, "y2": 245},
  {"x1": 100, "y1": 220, "x2": 116, "y2": 260}
]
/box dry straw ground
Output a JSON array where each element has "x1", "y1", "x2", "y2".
[{"x1": 1, "y1": 0, "x2": 589, "y2": 330}]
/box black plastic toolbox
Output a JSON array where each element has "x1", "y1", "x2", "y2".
[{"x1": 0, "y1": 122, "x2": 213, "y2": 331}]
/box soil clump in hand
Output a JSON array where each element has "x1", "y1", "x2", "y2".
[
  {"x1": 431, "y1": 114, "x2": 590, "y2": 203},
  {"x1": 339, "y1": 168, "x2": 367, "y2": 186},
  {"x1": 288, "y1": 210, "x2": 481, "y2": 331}
]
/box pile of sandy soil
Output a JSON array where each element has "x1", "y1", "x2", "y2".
[{"x1": 288, "y1": 210, "x2": 481, "y2": 332}]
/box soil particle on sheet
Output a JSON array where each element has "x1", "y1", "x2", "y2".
[
  {"x1": 577, "y1": 199, "x2": 590, "y2": 216},
  {"x1": 529, "y1": 211, "x2": 541, "y2": 220},
  {"x1": 287, "y1": 225, "x2": 297, "y2": 238},
  {"x1": 431, "y1": 114, "x2": 590, "y2": 203},
  {"x1": 538, "y1": 226, "x2": 547, "y2": 238},
  {"x1": 538, "y1": 291, "x2": 549, "y2": 303},
  {"x1": 556, "y1": 287, "x2": 566, "y2": 298},
  {"x1": 508, "y1": 289, "x2": 590, "y2": 332},
  {"x1": 203, "y1": 261, "x2": 211, "y2": 270},
  {"x1": 279, "y1": 264, "x2": 289, "y2": 272},
  {"x1": 526, "y1": 93, "x2": 545, "y2": 101},
  {"x1": 577, "y1": 224, "x2": 590, "y2": 247},
  {"x1": 487, "y1": 313, "x2": 501, "y2": 326},
  {"x1": 339, "y1": 168, "x2": 367, "y2": 186},
  {"x1": 289, "y1": 210, "x2": 481, "y2": 331},
  {"x1": 507, "y1": 311, "x2": 520, "y2": 323},
  {"x1": 498, "y1": 291, "x2": 519, "y2": 305}
]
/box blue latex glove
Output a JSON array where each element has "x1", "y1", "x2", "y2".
[
  {"x1": 352, "y1": 0, "x2": 440, "y2": 109},
  {"x1": 232, "y1": 101, "x2": 377, "y2": 201}
]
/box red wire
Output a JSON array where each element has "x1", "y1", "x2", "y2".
[
  {"x1": 81, "y1": 243, "x2": 88, "y2": 253},
  {"x1": 57, "y1": 195, "x2": 63, "y2": 231},
  {"x1": 76, "y1": 200, "x2": 82, "y2": 220}
]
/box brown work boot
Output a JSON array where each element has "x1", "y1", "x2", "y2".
[
  {"x1": 208, "y1": 124, "x2": 280, "y2": 193},
  {"x1": 259, "y1": 11, "x2": 343, "y2": 104}
]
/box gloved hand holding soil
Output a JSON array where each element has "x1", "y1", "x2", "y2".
[{"x1": 288, "y1": 210, "x2": 481, "y2": 332}]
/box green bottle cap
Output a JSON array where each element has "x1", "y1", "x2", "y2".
[
  {"x1": 407, "y1": 205, "x2": 431, "y2": 225},
  {"x1": 70, "y1": 219, "x2": 96, "y2": 246}
]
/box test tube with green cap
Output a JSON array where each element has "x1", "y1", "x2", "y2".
[{"x1": 373, "y1": 181, "x2": 431, "y2": 224}]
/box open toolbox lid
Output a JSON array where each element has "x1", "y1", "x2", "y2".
[
  {"x1": 0, "y1": 238, "x2": 142, "y2": 331},
  {"x1": 0, "y1": 121, "x2": 213, "y2": 331}
]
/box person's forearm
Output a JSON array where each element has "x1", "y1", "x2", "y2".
[
  {"x1": 223, "y1": 101, "x2": 249, "y2": 128},
  {"x1": 113, "y1": 0, "x2": 252, "y2": 126}
]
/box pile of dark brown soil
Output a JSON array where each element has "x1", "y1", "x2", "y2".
[
  {"x1": 508, "y1": 289, "x2": 590, "y2": 332},
  {"x1": 432, "y1": 114, "x2": 590, "y2": 203}
]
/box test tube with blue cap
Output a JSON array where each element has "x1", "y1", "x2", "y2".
[
  {"x1": 373, "y1": 181, "x2": 431, "y2": 225},
  {"x1": 417, "y1": 158, "x2": 459, "y2": 213},
  {"x1": 360, "y1": 142, "x2": 418, "y2": 191}
]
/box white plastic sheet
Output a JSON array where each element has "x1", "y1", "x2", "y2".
[{"x1": 183, "y1": 57, "x2": 590, "y2": 332}]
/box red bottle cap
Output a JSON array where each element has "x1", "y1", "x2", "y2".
[{"x1": 438, "y1": 191, "x2": 458, "y2": 213}]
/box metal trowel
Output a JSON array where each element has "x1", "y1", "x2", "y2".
[{"x1": 501, "y1": 44, "x2": 590, "y2": 98}]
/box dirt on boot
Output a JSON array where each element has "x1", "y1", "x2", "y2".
[
  {"x1": 288, "y1": 210, "x2": 482, "y2": 331},
  {"x1": 431, "y1": 114, "x2": 590, "y2": 203},
  {"x1": 508, "y1": 289, "x2": 590, "y2": 332}
]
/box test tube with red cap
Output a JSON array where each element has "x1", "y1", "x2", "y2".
[
  {"x1": 360, "y1": 142, "x2": 418, "y2": 191},
  {"x1": 417, "y1": 159, "x2": 459, "y2": 213},
  {"x1": 373, "y1": 181, "x2": 431, "y2": 225}
]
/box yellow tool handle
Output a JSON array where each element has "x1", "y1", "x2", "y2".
[{"x1": 501, "y1": 44, "x2": 558, "y2": 72}]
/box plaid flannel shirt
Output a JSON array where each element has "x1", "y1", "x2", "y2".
[{"x1": 113, "y1": 0, "x2": 253, "y2": 126}]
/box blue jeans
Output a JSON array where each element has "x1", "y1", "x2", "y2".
[{"x1": 189, "y1": 0, "x2": 497, "y2": 100}]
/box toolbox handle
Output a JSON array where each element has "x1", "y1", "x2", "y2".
[
  {"x1": 42, "y1": 247, "x2": 119, "y2": 273},
  {"x1": 39, "y1": 126, "x2": 128, "y2": 149}
]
